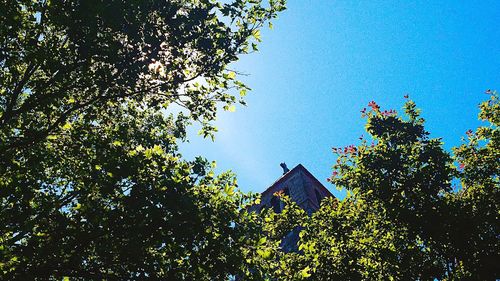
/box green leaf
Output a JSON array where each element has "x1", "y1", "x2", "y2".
[
  {"x1": 253, "y1": 29, "x2": 262, "y2": 42},
  {"x1": 62, "y1": 122, "x2": 72, "y2": 130},
  {"x1": 300, "y1": 266, "x2": 312, "y2": 278},
  {"x1": 227, "y1": 71, "x2": 236, "y2": 79},
  {"x1": 258, "y1": 237, "x2": 267, "y2": 245},
  {"x1": 257, "y1": 249, "x2": 271, "y2": 259},
  {"x1": 224, "y1": 183, "x2": 235, "y2": 195},
  {"x1": 239, "y1": 88, "x2": 247, "y2": 97}
]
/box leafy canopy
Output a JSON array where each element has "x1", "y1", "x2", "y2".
[
  {"x1": 0, "y1": 0, "x2": 285, "y2": 279},
  {"x1": 259, "y1": 92, "x2": 499, "y2": 280}
]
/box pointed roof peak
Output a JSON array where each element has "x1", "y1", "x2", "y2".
[{"x1": 261, "y1": 163, "x2": 332, "y2": 197}]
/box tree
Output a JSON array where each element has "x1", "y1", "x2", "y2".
[
  {"x1": 450, "y1": 90, "x2": 499, "y2": 279},
  {"x1": 0, "y1": 0, "x2": 284, "y2": 152},
  {"x1": 262, "y1": 92, "x2": 498, "y2": 280},
  {"x1": 0, "y1": 0, "x2": 285, "y2": 279}
]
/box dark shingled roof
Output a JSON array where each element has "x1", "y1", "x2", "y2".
[{"x1": 261, "y1": 164, "x2": 333, "y2": 198}]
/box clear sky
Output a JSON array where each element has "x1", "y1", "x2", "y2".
[{"x1": 180, "y1": 1, "x2": 500, "y2": 198}]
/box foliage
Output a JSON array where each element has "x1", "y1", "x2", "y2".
[
  {"x1": 0, "y1": 0, "x2": 285, "y2": 279},
  {"x1": 450, "y1": 90, "x2": 499, "y2": 279},
  {"x1": 2, "y1": 1, "x2": 497, "y2": 279},
  {"x1": 0, "y1": 0, "x2": 285, "y2": 152},
  {"x1": 262, "y1": 92, "x2": 499, "y2": 280}
]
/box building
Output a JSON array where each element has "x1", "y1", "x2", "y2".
[{"x1": 249, "y1": 163, "x2": 334, "y2": 252}]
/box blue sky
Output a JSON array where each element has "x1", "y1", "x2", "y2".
[{"x1": 181, "y1": 1, "x2": 500, "y2": 198}]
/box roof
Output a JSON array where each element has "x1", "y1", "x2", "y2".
[{"x1": 261, "y1": 164, "x2": 333, "y2": 197}]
